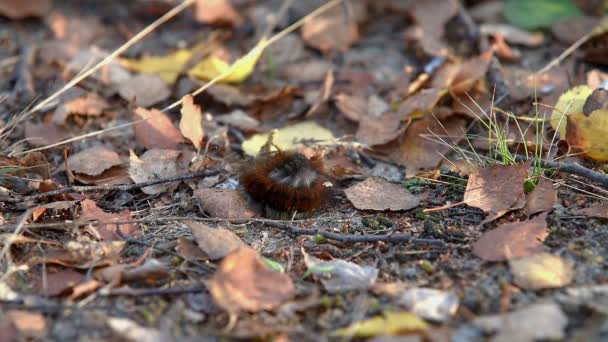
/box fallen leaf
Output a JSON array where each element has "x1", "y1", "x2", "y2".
[
  {"x1": 132, "y1": 107, "x2": 183, "y2": 150},
  {"x1": 565, "y1": 109, "x2": 608, "y2": 161},
  {"x1": 216, "y1": 109, "x2": 260, "y2": 131},
  {"x1": 194, "y1": 0, "x2": 243, "y2": 26},
  {"x1": 472, "y1": 214, "x2": 548, "y2": 261},
  {"x1": 449, "y1": 48, "x2": 494, "y2": 95},
  {"x1": 209, "y1": 247, "x2": 295, "y2": 312},
  {"x1": 281, "y1": 59, "x2": 332, "y2": 82},
  {"x1": 179, "y1": 95, "x2": 204, "y2": 150},
  {"x1": 241, "y1": 121, "x2": 335, "y2": 156},
  {"x1": 391, "y1": 116, "x2": 467, "y2": 177},
  {"x1": 121, "y1": 49, "x2": 191, "y2": 84},
  {"x1": 194, "y1": 189, "x2": 259, "y2": 219},
  {"x1": 480, "y1": 23, "x2": 545, "y2": 46},
  {"x1": 29, "y1": 241, "x2": 125, "y2": 269},
  {"x1": 523, "y1": 178, "x2": 556, "y2": 216},
  {"x1": 188, "y1": 38, "x2": 267, "y2": 83},
  {"x1": 118, "y1": 73, "x2": 170, "y2": 107},
  {"x1": 398, "y1": 88, "x2": 446, "y2": 120},
  {"x1": 206, "y1": 84, "x2": 254, "y2": 106},
  {"x1": 301, "y1": 6, "x2": 359, "y2": 52},
  {"x1": 303, "y1": 251, "x2": 378, "y2": 293},
  {"x1": 121, "y1": 259, "x2": 170, "y2": 283},
  {"x1": 52, "y1": 92, "x2": 109, "y2": 125},
  {"x1": 344, "y1": 177, "x2": 420, "y2": 211},
  {"x1": 464, "y1": 162, "x2": 529, "y2": 221},
  {"x1": 398, "y1": 288, "x2": 459, "y2": 322},
  {"x1": 550, "y1": 85, "x2": 591, "y2": 137},
  {"x1": 4, "y1": 310, "x2": 47, "y2": 338},
  {"x1": 574, "y1": 202, "x2": 608, "y2": 219},
  {"x1": 78, "y1": 199, "x2": 141, "y2": 241},
  {"x1": 68, "y1": 146, "x2": 122, "y2": 177},
  {"x1": 24, "y1": 121, "x2": 71, "y2": 147},
  {"x1": 175, "y1": 237, "x2": 206, "y2": 262},
  {"x1": 334, "y1": 93, "x2": 367, "y2": 122},
  {"x1": 0, "y1": 0, "x2": 50, "y2": 19},
  {"x1": 407, "y1": 0, "x2": 459, "y2": 56},
  {"x1": 68, "y1": 48, "x2": 131, "y2": 87},
  {"x1": 40, "y1": 269, "x2": 85, "y2": 296},
  {"x1": 128, "y1": 149, "x2": 180, "y2": 195},
  {"x1": 509, "y1": 253, "x2": 574, "y2": 289},
  {"x1": 356, "y1": 113, "x2": 407, "y2": 146},
  {"x1": 184, "y1": 220, "x2": 245, "y2": 260},
  {"x1": 72, "y1": 165, "x2": 131, "y2": 186},
  {"x1": 331, "y1": 311, "x2": 428, "y2": 337},
  {"x1": 504, "y1": 0, "x2": 582, "y2": 30},
  {"x1": 107, "y1": 317, "x2": 165, "y2": 342},
  {"x1": 473, "y1": 302, "x2": 568, "y2": 341}
]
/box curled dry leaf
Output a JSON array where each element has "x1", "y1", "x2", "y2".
[
  {"x1": 132, "y1": 107, "x2": 183, "y2": 150},
  {"x1": 390, "y1": 116, "x2": 467, "y2": 178},
  {"x1": 179, "y1": 95, "x2": 204, "y2": 150},
  {"x1": 194, "y1": 0, "x2": 243, "y2": 27},
  {"x1": 68, "y1": 146, "x2": 122, "y2": 177},
  {"x1": 524, "y1": 178, "x2": 557, "y2": 216},
  {"x1": 464, "y1": 162, "x2": 529, "y2": 221},
  {"x1": 209, "y1": 247, "x2": 295, "y2": 312},
  {"x1": 128, "y1": 149, "x2": 180, "y2": 195},
  {"x1": 509, "y1": 253, "x2": 574, "y2": 290},
  {"x1": 473, "y1": 302, "x2": 568, "y2": 341},
  {"x1": 183, "y1": 220, "x2": 245, "y2": 260},
  {"x1": 344, "y1": 177, "x2": 420, "y2": 211},
  {"x1": 0, "y1": 0, "x2": 51, "y2": 19},
  {"x1": 194, "y1": 189, "x2": 259, "y2": 219},
  {"x1": 472, "y1": 213, "x2": 548, "y2": 261},
  {"x1": 118, "y1": 73, "x2": 170, "y2": 107},
  {"x1": 78, "y1": 199, "x2": 141, "y2": 241},
  {"x1": 301, "y1": 6, "x2": 359, "y2": 52}
]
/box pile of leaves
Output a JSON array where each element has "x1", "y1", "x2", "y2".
[{"x1": 0, "y1": 0, "x2": 607, "y2": 340}]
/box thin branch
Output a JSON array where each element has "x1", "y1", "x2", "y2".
[
  {"x1": 11, "y1": 168, "x2": 219, "y2": 202},
  {"x1": 101, "y1": 286, "x2": 205, "y2": 297},
  {"x1": 513, "y1": 154, "x2": 608, "y2": 186},
  {"x1": 263, "y1": 221, "x2": 446, "y2": 247}
]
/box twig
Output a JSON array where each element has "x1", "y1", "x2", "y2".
[
  {"x1": 513, "y1": 154, "x2": 608, "y2": 186},
  {"x1": 263, "y1": 221, "x2": 446, "y2": 247},
  {"x1": 10, "y1": 168, "x2": 219, "y2": 202},
  {"x1": 101, "y1": 285, "x2": 205, "y2": 297}
]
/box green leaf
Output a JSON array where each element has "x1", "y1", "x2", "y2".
[
  {"x1": 504, "y1": 0, "x2": 583, "y2": 30},
  {"x1": 263, "y1": 257, "x2": 285, "y2": 272}
]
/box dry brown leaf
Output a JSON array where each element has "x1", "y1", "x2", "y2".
[
  {"x1": 40, "y1": 269, "x2": 85, "y2": 296},
  {"x1": 118, "y1": 73, "x2": 170, "y2": 107},
  {"x1": 78, "y1": 199, "x2": 141, "y2": 241},
  {"x1": 0, "y1": 0, "x2": 50, "y2": 19},
  {"x1": 4, "y1": 310, "x2": 47, "y2": 339},
  {"x1": 184, "y1": 220, "x2": 245, "y2": 260},
  {"x1": 344, "y1": 177, "x2": 420, "y2": 211},
  {"x1": 179, "y1": 95, "x2": 204, "y2": 150},
  {"x1": 121, "y1": 259, "x2": 170, "y2": 284},
  {"x1": 72, "y1": 165, "x2": 131, "y2": 186},
  {"x1": 281, "y1": 59, "x2": 333, "y2": 82},
  {"x1": 472, "y1": 213, "x2": 548, "y2": 261},
  {"x1": 27, "y1": 241, "x2": 125, "y2": 269},
  {"x1": 216, "y1": 109, "x2": 260, "y2": 131},
  {"x1": 24, "y1": 121, "x2": 71, "y2": 147},
  {"x1": 334, "y1": 93, "x2": 367, "y2": 122},
  {"x1": 132, "y1": 107, "x2": 183, "y2": 150},
  {"x1": 194, "y1": 0, "x2": 243, "y2": 27},
  {"x1": 407, "y1": 0, "x2": 459, "y2": 56},
  {"x1": 194, "y1": 189, "x2": 259, "y2": 219},
  {"x1": 128, "y1": 149, "x2": 180, "y2": 195},
  {"x1": 524, "y1": 178, "x2": 557, "y2": 216},
  {"x1": 52, "y1": 92, "x2": 109, "y2": 125},
  {"x1": 68, "y1": 146, "x2": 122, "y2": 177},
  {"x1": 398, "y1": 88, "x2": 445, "y2": 120},
  {"x1": 449, "y1": 48, "x2": 494, "y2": 95},
  {"x1": 209, "y1": 247, "x2": 295, "y2": 312},
  {"x1": 67, "y1": 48, "x2": 131, "y2": 87},
  {"x1": 356, "y1": 112, "x2": 407, "y2": 146},
  {"x1": 301, "y1": 6, "x2": 359, "y2": 52},
  {"x1": 175, "y1": 237, "x2": 206, "y2": 262},
  {"x1": 391, "y1": 116, "x2": 467, "y2": 178},
  {"x1": 574, "y1": 202, "x2": 608, "y2": 219},
  {"x1": 464, "y1": 162, "x2": 529, "y2": 221},
  {"x1": 509, "y1": 253, "x2": 574, "y2": 289},
  {"x1": 306, "y1": 69, "x2": 334, "y2": 117}
]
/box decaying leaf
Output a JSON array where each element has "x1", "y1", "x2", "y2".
[
  {"x1": 472, "y1": 213, "x2": 548, "y2": 261},
  {"x1": 78, "y1": 199, "x2": 141, "y2": 241},
  {"x1": 128, "y1": 149, "x2": 180, "y2": 195},
  {"x1": 331, "y1": 311, "x2": 428, "y2": 337},
  {"x1": 523, "y1": 178, "x2": 557, "y2": 216},
  {"x1": 194, "y1": 189, "x2": 259, "y2": 219},
  {"x1": 344, "y1": 177, "x2": 420, "y2": 211},
  {"x1": 179, "y1": 95, "x2": 204, "y2": 150},
  {"x1": 52, "y1": 92, "x2": 109, "y2": 125},
  {"x1": 132, "y1": 107, "x2": 183, "y2": 150},
  {"x1": 509, "y1": 253, "x2": 574, "y2": 289},
  {"x1": 24, "y1": 121, "x2": 71, "y2": 147},
  {"x1": 301, "y1": 6, "x2": 359, "y2": 53},
  {"x1": 356, "y1": 113, "x2": 407, "y2": 146},
  {"x1": 241, "y1": 121, "x2": 335, "y2": 156},
  {"x1": 464, "y1": 162, "x2": 529, "y2": 221},
  {"x1": 68, "y1": 146, "x2": 122, "y2": 177},
  {"x1": 118, "y1": 73, "x2": 170, "y2": 107},
  {"x1": 209, "y1": 247, "x2": 295, "y2": 312},
  {"x1": 183, "y1": 220, "x2": 245, "y2": 260}
]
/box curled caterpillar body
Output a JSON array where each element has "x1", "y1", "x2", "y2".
[{"x1": 239, "y1": 151, "x2": 330, "y2": 212}]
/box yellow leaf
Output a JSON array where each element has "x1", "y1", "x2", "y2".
[
  {"x1": 121, "y1": 49, "x2": 192, "y2": 84},
  {"x1": 550, "y1": 85, "x2": 592, "y2": 137},
  {"x1": 188, "y1": 38, "x2": 267, "y2": 83},
  {"x1": 179, "y1": 95, "x2": 204, "y2": 150},
  {"x1": 331, "y1": 311, "x2": 428, "y2": 337},
  {"x1": 241, "y1": 121, "x2": 335, "y2": 156},
  {"x1": 566, "y1": 109, "x2": 608, "y2": 161}
]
